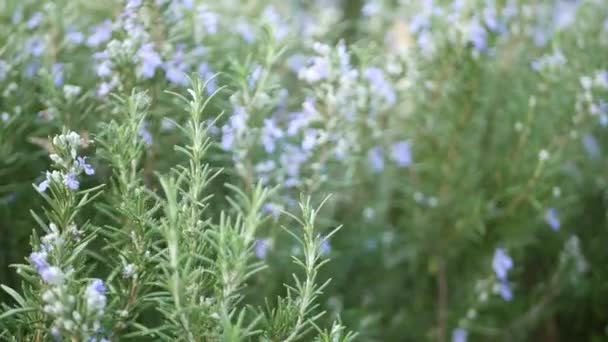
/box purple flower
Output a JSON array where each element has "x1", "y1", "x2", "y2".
[
  {"x1": 299, "y1": 56, "x2": 330, "y2": 83},
  {"x1": 87, "y1": 20, "x2": 113, "y2": 47},
  {"x1": 553, "y1": 0, "x2": 580, "y2": 31},
  {"x1": 139, "y1": 123, "x2": 153, "y2": 146},
  {"x1": 301, "y1": 129, "x2": 318, "y2": 151},
  {"x1": 37, "y1": 179, "x2": 50, "y2": 192},
  {"x1": 470, "y1": 20, "x2": 488, "y2": 52},
  {"x1": 364, "y1": 67, "x2": 396, "y2": 105},
  {"x1": 198, "y1": 63, "x2": 217, "y2": 94},
  {"x1": 492, "y1": 248, "x2": 513, "y2": 281},
  {"x1": 138, "y1": 44, "x2": 162, "y2": 79},
  {"x1": 498, "y1": 280, "x2": 513, "y2": 301},
  {"x1": 52, "y1": 63, "x2": 64, "y2": 86},
  {"x1": 583, "y1": 134, "x2": 601, "y2": 159},
  {"x1": 545, "y1": 208, "x2": 560, "y2": 231},
  {"x1": 198, "y1": 6, "x2": 219, "y2": 35},
  {"x1": 97, "y1": 81, "x2": 115, "y2": 97},
  {"x1": 263, "y1": 203, "x2": 282, "y2": 220},
  {"x1": 320, "y1": 239, "x2": 331, "y2": 256},
  {"x1": 26, "y1": 12, "x2": 43, "y2": 29},
  {"x1": 77, "y1": 156, "x2": 95, "y2": 175},
  {"x1": 248, "y1": 65, "x2": 263, "y2": 89},
  {"x1": 409, "y1": 13, "x2": 430, "y2": 34},
  {"x1": 221, "y1": 128, "x2": 235, "y2": 150},
  {"x1": 66, "y1": 29, "x2": 85, "y2": 44},
  {"x1": 86, "y1": 279, "x2": 107, "y2": 312},
  {"x1": 368, "y1": 146, "x2": 385, "y2": 173},
  {"x1": 94, "y1": 52, "x2": 113, "y2": 78},
  {"x1": 452, "y1": 328, "x2": 468, "y2": 342},
  {"x1": 391, "y1": 140, "x2": 412, "y2": 168},
  {"x1": 64, "y1": 173, "x2": 80, "y2": 190},
  {"x1": 25, "y1": 37, "x2": 45, "y2": 57},
  {"x1": 126, "y1": 0, "x2": 143, "y2": 10},
  {"x1": 91, "y1": 279, "x2": 106, "y2": 294},
  {"x1": 164, "y1": 57, "x2": 189, "y2": 86},
  {"x1": 0, "y1": 60, "x2": 8, "y2": 81},
  {"x1": 40, "y1": 266, "x2": 64, "y2": 285},
  {"x1": 30, "y1": 252, "x2": 49, "y2": 273},
  {"x1": 262, "y1": 118, "x2": 284, "y2": 153},
  {"x1": 255, "y1": 239, "x2": 272, "y2": 259}
]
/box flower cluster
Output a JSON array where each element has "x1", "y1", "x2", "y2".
[
  {"x1": 37, "y1": 132, "x2": 94, "y2": 192},
  {"x1": 492, "y1": 248, "x2": 514, "y2": 301}
]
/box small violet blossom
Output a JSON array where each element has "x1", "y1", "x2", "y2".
[
  {"x1": 452, "y1": 328, "x2": 468, "y2": 342},
  {"x1": 545, "y1": 208, "x2": 560, "y2": 231},
  {"x1": 77, "y1": 156, "x2": 95, "y2": 175},
  {"x1": 492, "y1": 248, "x2": 513, "y2": 281},
  {"x1": 255, "y1": 239, "x2": 272, "y2": 259},
  {"x1": 391, "y1": 141, "x2": 412, "y2": 168}
]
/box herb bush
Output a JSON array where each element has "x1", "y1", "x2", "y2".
[{"x1": 1, "y1": 0, "x2": 608, "y2": 341}]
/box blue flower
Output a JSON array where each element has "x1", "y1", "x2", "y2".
[
  {"x1": 469, "y1": 20, "x2": 488, "y2": 52},
  {"x1": 498, "y1": 280, "x2": 513, "y2": 301},
  {"x1": 30, "y1": 251, "x2": 49, "y2": 274},
  {"x1": 320, "y1": 239, "x2": 331, "y2": 256},
  {"x1": 582, "y1": 134, "x2": 601, "y2": 159},
  {"x1": 492, "y1": 248, "x2": 513, "y2": 281},
  {"x1": 25, "y1": 37, "x2": 45, "y2": 57},
  {"x1": 198, "y1": 6, "x2": 219, "y2": 35},
  {"x1": 77, "y1": 156, "x2": 95, "y2": 175},
  {"x1": 52, "y1": 63, "x2": 64, "y2": 86},
  {"x1": 391, "y1": 140, "x2": 412, "y2": 168},
  {"x1": 37, "y1": 179, "x2": 50, "y2": 192},
  {"x1": 452, "y1": 328, "x2": 468, "y2": 342},
  {"x1": 0, "y1": 60, "x2": 9, "y2": 81},
  {"x1": 66, "y1": 28, "x2": 85, "y2": 45},
  {"x1": 86, "y1": 279, "x2": 107, "y2": 312},
  {"x1": 263, "y1": 203, "x2": 282, "y2": 220},
  {"x1": 163, "y1": 46, "x2": 189, "y2": 86},
  {"x1": 368, "y1": 146, "x2": 385, "y2": 173},
  {"x1": 64, "y1": 173, "x2": 80, "y2": 190},
  {"x1": 139, "y1": 122, "x2": 153, "y2": 146},
  {"x1": 26, "y1": 12, "x2": 43, "y2": 29},
  {"x1": 364, "y1": 67, "x2": 396, "y2": 105},
  {"x1": 138, "y1": 43, "x2": 162, "y2": 79},
  {"x1": 262, "y1": 118, "x2": 284, "y2": 153},
  {"x1": 87, "y1": 20, "x2": 113, "y2": 47},
  {"x1": 545, "y1": 208, "x2": 560, "y2": 231},
  {"x1": 255, "y1": 239, "x2": 272, "y2": 259},
  {"x1": 40, "y1": 266, "x2": 64, "y2": 285}
]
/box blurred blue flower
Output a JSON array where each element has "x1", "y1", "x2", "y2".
[
  {"x1": 391, "y1": 140, "x2": 412, "y2": 168},
  {"x1": 262, "y1": 118, "x2": 284, "y2": 153},
  {"x1": 0, "y1": 60, "x2": 9, "y2": 81},
  {"x1": 545, "y1": 208, "x2": 560, "y2": 231},
  {"x1": 64, "y1": 172, "x2": 80, "y2": 190},
  {"x1": 138, "y1": 43, "x2": 163, "y2": 79},
  {"x1": 52, "y1": 63, "x2": 64, "y2": 86},
  {"x1": 452, "y1": 328, "x2": 468, "y2": 342},
  {"x1": 65, "y1": 29, "x2": 84, "y2": 44},
  {"x1": 26, "y1": 12, "x2": 43, "y2": 29},
  {"x1": 499, "y1": 280, "x2": 513, "y2": 301},
  {"x1": 368, "y1": 146, "x2": 385, "y2": 173},
  {"x1": 87, "y1": 20, "x2": 113, "y2": 47},
  {"x1": 78, "y1": 156, "x2": 95, "y2": 175},
  {"x1": 255, "y1": 239, "x2": 272, "y2": 259},
  {"x1": 492, "y1": 248, "x2": 513, "y2": 281},
  {"x1": 583, "y1": 134, "x2": 601, "y2": 159},
  {"x1": 470, "y1": 20, "x2": 488, "y2": 52},
  {"x1": 320, "y1": 239, "x2": 331, "y2": 256}
]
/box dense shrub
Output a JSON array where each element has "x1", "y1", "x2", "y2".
[{"x1": 1, "y1": 0, "x2": 608, "y2": 341}]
